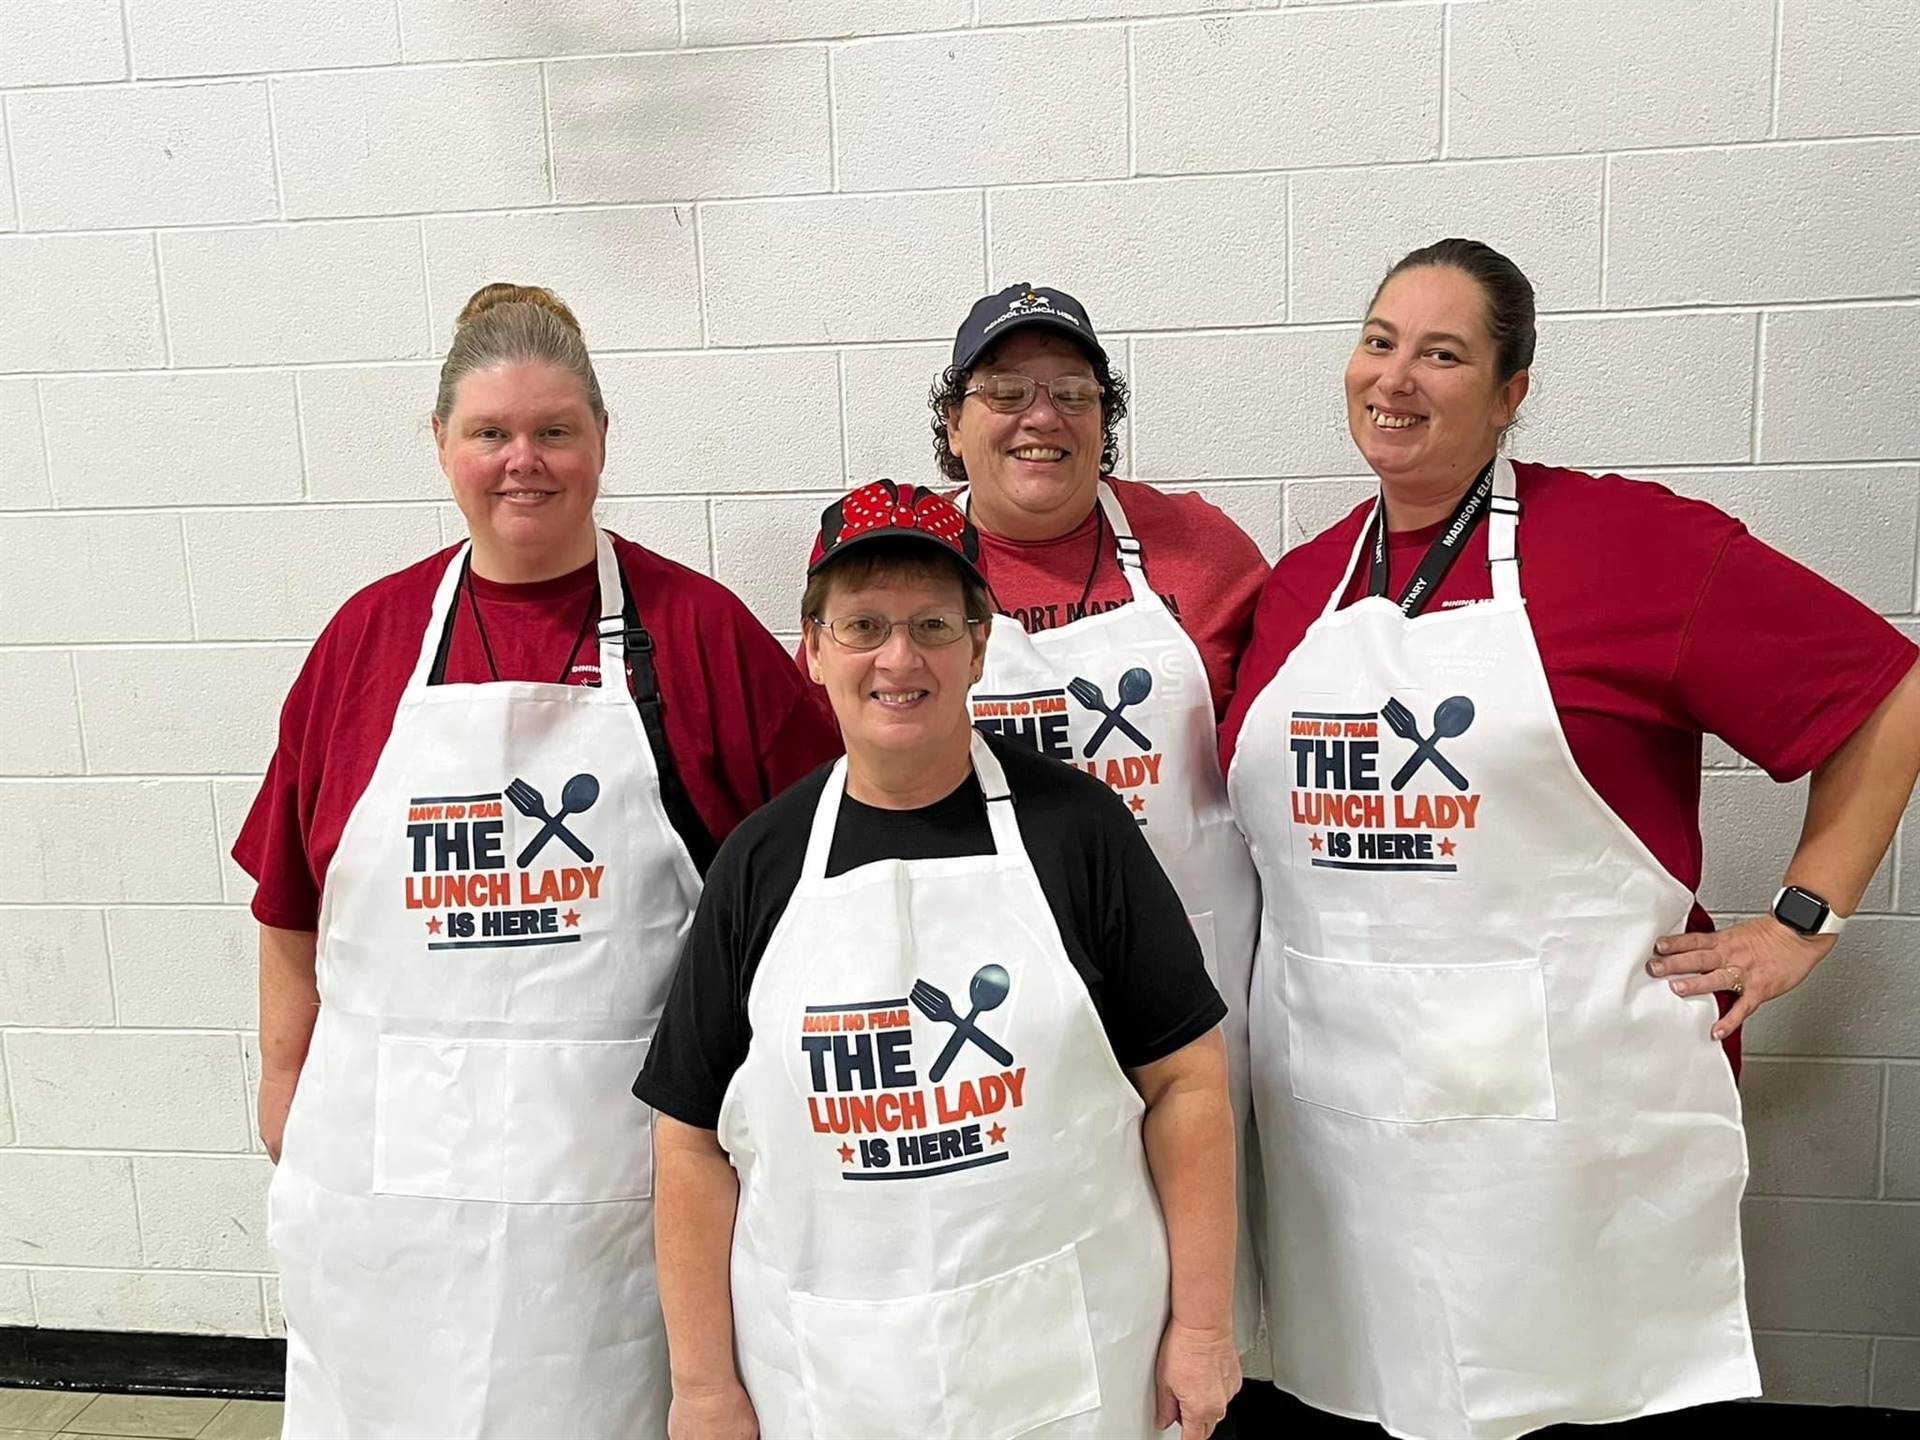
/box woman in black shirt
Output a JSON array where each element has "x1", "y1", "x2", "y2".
[{"x1": 638, "y1": 479, "x2": 1239, "y2": 1440}]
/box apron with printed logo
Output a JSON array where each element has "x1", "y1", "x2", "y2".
[
  {"x1": 269, "y1": 531, "x2": 701, "y2": 1438},
  {"x1": 1227, "y1": 460, "x2": 1758, "y2": 1439},
  {"x1": 719, "y1": 735, "x2": 1170, "y2": 1440},
  {"x1": 967, "y1": 480, "x2": 1266, "y2": 1370}
]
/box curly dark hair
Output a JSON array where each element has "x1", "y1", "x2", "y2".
[{"x1": 929, "y1": 341, "x2": 1130, "y2": 485}]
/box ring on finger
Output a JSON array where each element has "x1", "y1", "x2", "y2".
[{"x1": 1724, "y1": 965, "x2": 1745, "y2": 996}]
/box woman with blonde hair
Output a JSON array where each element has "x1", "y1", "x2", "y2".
[{"x1": 237, "y1": 283, "x2": 838, "y2": 1437}]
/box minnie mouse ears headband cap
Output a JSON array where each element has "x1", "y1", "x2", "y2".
[{"x1": 811, "y1": 479, "x2": 985, "y2": 586}]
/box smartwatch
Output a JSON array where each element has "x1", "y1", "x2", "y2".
[{"x1": 1771, "y1": 885, "x2": 1847, "y2": 938}]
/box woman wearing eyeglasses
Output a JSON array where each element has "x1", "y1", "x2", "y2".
[
  {"x1": 935, "y1": 285, "x2": 1272, "y2": 1404},
  {"x1": 639, "y1": 480, "x2": 1240, "y2": 1440}
]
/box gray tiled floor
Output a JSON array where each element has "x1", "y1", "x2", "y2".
[{"x1": 0, "y1": 1392, "x2": 279, "y2": 1440}]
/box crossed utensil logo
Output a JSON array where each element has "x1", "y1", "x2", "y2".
[
  {"x1": 1068, "y1": 667, "x2": 1155, "y2": 757},
  {"x1": 910, "y1": 965, "x2": 1014, "y2": 1083},
  {"x1": 504, "y1": 772, "x2": 599, "y2": 866},
  {"x1": 1380, "y1": 696, "x2": 1475, "y2": 790}
]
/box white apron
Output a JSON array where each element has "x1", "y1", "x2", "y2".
[
  {"x1": 966, "y1": 480, "x2": 1267, "y2": 1372},
  {"x1": 269, "y1": 531, "x2": 702, "y2": 1439},
  {"x1": 718, "y1": 735, "x2": 1171, "y2": 1440},
  {"x1": 1227, "y1": 460, "x2": 1759, "y2": 1440}
]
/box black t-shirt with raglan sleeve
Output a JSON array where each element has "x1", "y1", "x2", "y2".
[{"x1": 635, "y1": 733, "x2": 1225, "y2": 1129}]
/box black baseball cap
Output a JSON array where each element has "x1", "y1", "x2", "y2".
[
  {"x1": 951, "y1": 283, "x2": 1107, "y2": 371},
  {"x1": 810, "y1": 479, "x2": 985, "y2": 585}
]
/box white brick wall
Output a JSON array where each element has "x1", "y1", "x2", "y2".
[{"x1": 0, "y1": 0, "x2": 1914, "y2": 1407}]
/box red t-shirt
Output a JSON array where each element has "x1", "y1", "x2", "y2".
[
  {"x1": 800, "y1": 478, "x2": 1268, "y2": 719},
  {"x1": 970, "y1": 478, "x2": 1269, "y2": 720},
  {"x1": 235, "y1": 535, "x2": 843, "y2": 931},
  {"x1": 1223, "y1": 461, "x2": 1915, "y2": 914}
]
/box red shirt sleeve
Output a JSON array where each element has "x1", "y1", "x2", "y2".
[
  {"x1": 1671, "y1": 527, "x2": 1917, "y2": 782},
  {"x1": 233, "y1": 665, "x2": 325, "y2": 932}
]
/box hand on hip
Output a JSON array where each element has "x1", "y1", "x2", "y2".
[{"x1": 1648, "y1": 916, "x2": 1837, "y2": 1040}]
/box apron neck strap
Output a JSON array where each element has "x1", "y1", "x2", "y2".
[
  {"x1": 1488, "y1": 458, "x2": 1521, "y2": 603},
  {"x1": 969, "y1": 730, "x2": 1022, "y2": 858},
  {"x1": 586, "y1": 529, "x2": 627, "y2": 673},
  {"x1": 409, "y1": 543, "x2": 475, "y2": 692},
  {"x1": 798, "y1": 733, "x2": 1022, "y2": 882},
  {"x1": 1095, "y1": 481, "x2": 1156, "y2": 606},
  {"x1": 799, "y1": 757, "x2": 850, "y2": 882},
  {"x1": 1325, "y1": 504, "x2": 1375, "y2": 621}
]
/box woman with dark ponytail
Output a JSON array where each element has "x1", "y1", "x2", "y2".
[
  {"x1": 1222, "y1": 239, "x2": 1920, "y2": 1439},
  {"x1": 237, "y1": 283, "x2": 838, "y2": 1437}
]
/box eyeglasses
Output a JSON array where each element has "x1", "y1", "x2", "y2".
[
  {"x1": 963, "y1": 373, "x2": 1103, "y2": 416},
  {"x1": 812, "y1": 612, "x2": 982, "y2": 651}
]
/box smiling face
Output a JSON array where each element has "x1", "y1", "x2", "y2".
[
  {"x1": 434, "y1": 361, "x2": 606, "y2": 580},
  {"x1": 804, "y1": 562, "x2": 988, "y2": 771},
  {"x1": 945, "y1": 330, "x2": 1106, "y2": 541},
  {"x1": 1345, "y1": 264, "x2": 1529, "y2": 496}
]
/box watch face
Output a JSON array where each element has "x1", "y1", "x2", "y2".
[{"x1": 1776, "y1": 886, "x2": 1828, "y2": 934}]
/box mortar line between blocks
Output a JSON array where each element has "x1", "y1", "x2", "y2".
[
  {"x1": 391, "y1": 0, "x2": 406, "y2": 61},
  {"x1": 1597, "y1": 156, "x2": 1612, "y2": 307},
  {"x1": 678, "y1": 0, "x2": 689, "y2": 48},
  {"x1": 1748, "y1": 312, "x2": 1767, "y2": 463},
  {"x1": 703, "y1": 498, "x2": 719, "y2": 574},
  {"x1": 826, "y1": 48, "x2": 841, "y2": 193},
  {"x1": 1768, "y1": 0, "x2": 1785, "y2": 139},
  {"x1": 263, "y1": 79, "x2": 288, "y2": 222},
  {"x1": 116, "y1": 0, "x2": 135, "y2": 79},
  {"x1": 834, "y1": 351, "x2": 851, "y2": 482},
  {"x1": 692, "y1": 204, "x2": 711, "y2": 347},
  {"x1": 0, "y1": 1035, "x2": 21, "y2": 1147},
  {"x1": 150, "y1": 232, "x2": 174, "y2": 368},
  {"x1": 980, "y1": 190, "x2": 992, "y2": 289},
  {"x1": 1911, "y1": 464, "x2": 1920, "y2": 616},
  {"x1": 290, "y1": 375, "x2": 312, "y2": 501},
  {"x1": 0, "y1": 99, "x2": 24, "y2": 231},
  {"x1": 128, "y1": 1150, "x2": 149, "y2": 1266},
  {"x1": 539, "y1": 65, "x2": 557, "y2": 204},
  {"x1": 1125, "y1": 26, "x2": 1138, "y2": 177},
  {"x1": 1878, "y1": 1063, "x2": 1893, "y2": 1198},
  {"x1": 32, "y1": 379, "x2": 56, "y2": 506},
  {"x1": 178, "y1": 513, "x2": 202, "y2": 641},
  {"x1": 1284, "y1": 176, "x2": 1294, "y2": 324},
  {"x1": 418, "y1": 219, "x2": 436, "y2": 347},
  {"x1": 68, "y1": 649, "x2": 93, "y2": 777},
  {"x1": 1437, "y1": 2, "x2": 1450, "y2": 159}
]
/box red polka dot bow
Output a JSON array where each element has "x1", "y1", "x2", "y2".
[{"x1": 814, "y1": 478, "x2": 981, "y2": 574}]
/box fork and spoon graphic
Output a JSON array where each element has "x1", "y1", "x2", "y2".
[
  {"x1": 505, "y1": 774, "x2": 599, "y2": 867},
  {"x1": 1067, "y1": 668, "x2": 1154, "y2": 755},
  {"x1": 1380, "y1": 696, "x2": 1475, "y2": 791},
  {"x1": 910, "y1": 966, "x2": 1014, "y2": 1083}
]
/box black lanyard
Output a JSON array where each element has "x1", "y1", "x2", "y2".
[
  {"x1": 462, "y1": 556, "x2": 597, "y2": 683},
  {"x1": 1368, "y1": 458, "x2": 1496, "y2": 617}
]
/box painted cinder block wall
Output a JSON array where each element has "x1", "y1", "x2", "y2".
[{"x1": 1, "y1": 0, "x2": 1916, "y2": 1408}]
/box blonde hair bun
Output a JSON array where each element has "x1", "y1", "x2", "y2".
[{"x1": 455, "y1": 282, "x2": 585, "y2": 340}]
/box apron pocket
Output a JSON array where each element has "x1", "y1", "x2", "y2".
[
  {"x1": 373, "y1": 1035, "x2": 654, "y2": 1203},
  {"x1": 789, "y1": 1243, "x2": 1102, "y2": 1440},
  {"x1": 1284, "y1": 947, "x2": 1556, "y2": 1123}
]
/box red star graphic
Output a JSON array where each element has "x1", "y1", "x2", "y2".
[
  {"x1": 1438, "y1": 837, "x2": 1457, "y2": 856},
  {"x1": 987, "y1": 1123, "x2": 1006, "y2": 1145},
  {"x1": 425, "y1": 916, "x2": 443, "y2": 935},
  {"x1": 837, "y1": 1143, "x2": 855, "y2": 1164},
  {"x1": 1128, "y1": 794, "x2": 1146, "y2": 813},
  {"x1": 562, "y1": 908, "x2": 581, "y2": 927},
  {"x1": 1308, "y1": 833, "x2": 1324, "y2": 852}
]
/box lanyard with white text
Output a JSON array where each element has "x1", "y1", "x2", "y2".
[{"x1": 1368, "y1": 457, "x2": 1497, "y2": 617}]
